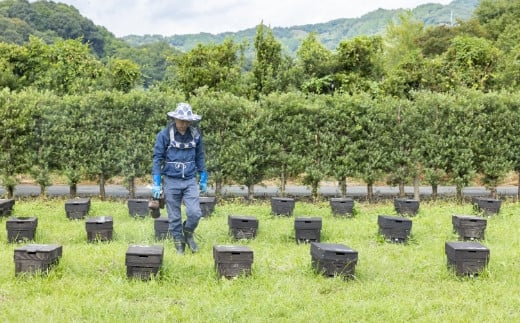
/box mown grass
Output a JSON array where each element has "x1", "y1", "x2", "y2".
[{"x1": 0, "y1": 197, "x2": 519, "y2": 322}]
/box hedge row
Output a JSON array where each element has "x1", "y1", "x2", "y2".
[{"x1": 1, "y1": 88, "x2": 519, "y2": 201}]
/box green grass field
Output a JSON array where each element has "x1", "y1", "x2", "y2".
[{"x1": 0, "y1": 197, "x2": 519, "y2": 322}]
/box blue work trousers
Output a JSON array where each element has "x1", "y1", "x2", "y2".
[{"x1": 164, "y1": 176, "x2": 201, "y2": 240}]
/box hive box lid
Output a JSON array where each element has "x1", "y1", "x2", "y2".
[
  {"x1": 126, "y1": 245, "x2": 164, "y2": 266},
  {"x1": 65, "y1": 198, "x2": 91, "y2": 205},
  {"x1": 452, "y1": 215, "x2": 487, "y2": 226},
  {"x1": 86, "y1": 216, "x2": 113, "y2": 229},
  {"x1": 295, "y1": 217, "x2": 322, "y2": 229},
  {"x1": 213, "y1": 245, "x2": 253, "y2": 263},
  {"x1": 0, "y1": 198, "x2": 16, "y2": 207},
  {"x1": 445, "y1": 241, "x2": 490, "y2": 259},
  {"x1": 126, "y1": 245, "x2": 164, "y2": 256},
  {"x1": 14, "y1": 244, "x2": 63, "y2": 260},
  {"x1": 310, "y1": 242, "x2": 358, "y2": 260},
  {"x1": 228, "y1": 215, "x2": 259, "y2": 227},
  {"x1": 200, "y1": 196, "x2": 217, "y2": 203},
  {"x1": 378, "y1": 215, "x2": 412, "y2": 227},
  {"x1": 7, "y1": 217, "x2": 38, "y2": 228},
  {"x1": 86, "y1": 216, "x2": 113, "y2": 224}
]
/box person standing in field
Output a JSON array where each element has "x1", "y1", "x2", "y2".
[{"x1": 151, "y1": 103, "x2": 208, "y2": 254}]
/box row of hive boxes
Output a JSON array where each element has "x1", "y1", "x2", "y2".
[
  {"x1": 272, "y1": 197, "x2": 502, "y2": 217},
  {"x1": 5, "y1": 213, "x2": 488, "y2": 245},
  {"x1": 2, "y1": 196, "x2": 501, "y2": 222},
  {"x1": 63, "y1": 197, "x2": 217, "y2": 219},
  {"x1": 12, "y1": 241, "x2": 489, "y2": 279},
  {"x1": 5, "y1": 215, "x2": 323, "y2": 244}
]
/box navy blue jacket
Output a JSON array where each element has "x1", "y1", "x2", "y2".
[{"x1": 152, "y1": 124, "x2": 205, "y2": 179}]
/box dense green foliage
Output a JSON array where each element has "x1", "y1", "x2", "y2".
[{"x1": 0, "y1": 199, "x2": 519, "y2": 321}]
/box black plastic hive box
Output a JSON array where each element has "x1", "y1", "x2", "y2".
[
  {"x1": 154, "y1": 217, "x2": 170, "y2": 240},
  {"x1": 213, "y1": 245, "x2": 253, "y2": 278},
  {"x1": 475, "y1": 198, "x2": 501, "y2": 216},
  {"x1": 310, "y1": 242, "x2": 358, "y2": 279},
  {"x1": 65, "y1": 198, "x2": 90, "y2": 219},
  {"x1": 271, "y1": 197, "x2": 295, "y2": 216},
  {"x1": 127, "y1": 199, "x2": 149, "y2": 217},
  {"x1": 0, "y1": 198, "x2": 15, "y2": 216},
  {"x1": 85, "y1": 216, "x2": 113, "y2": 242},
  {"x1": 125, "y1": 245, "x2": 164, "y2": 280},
  {"x1": 393, "y1": 198, "x2": 420, "y2": 216},
  {"x1": 200, "y1": 196, "x2": 217, "y2": 217},
  {"x1": 14, "y1": 244, "x2": 62, "y2": 275},
  {"x1": 452, "y1": 215, "x2": 487, "y2": 241},
  {"x1": 228, "y1": 215, "x2": 258, "y2": 240},
  {"x1": 329, "y1": 197, "x2": 354, "y2": 217},
  {"x1": 378, "y1": 215, "x2": 412, "y2": 243},
  {"x1": 294, "y1": 217, "x2": 322, "y2": 243},
  {"x1": 445, "y1": 241, "x2": 490, "y2": 276},
  {"x1": 6, "y1": 217, "x2": 38, "y2": 243}
]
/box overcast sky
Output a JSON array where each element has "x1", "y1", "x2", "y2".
[{"x1": 40, "y1": 0, "x2": 454, "y2": 37}]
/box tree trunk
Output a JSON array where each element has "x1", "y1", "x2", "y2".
[
  {"x1": 128, "y1": 176, "x2": 136, "y2": 199},
  {"x1": 367, "y1": 183, "x2": 374, "y2": 203},
  {"x1": 517, "y1": 171, "x2": 520, "y2": 202},
  {"x1": 7, "y1": 185, "x2": 14, "y2": 199},
  {"x1": 69, "y1": 183, "x2": 77, "y2": 198},
  {"x1": 413, "y1": 175, "x2": 420, "y2": 201},
  {"x1": 490, "y1": 186, "x2": 497, "y2": 199},
  {"x1": 456, "y1": 185, "x2": 463, "y2": 204},
  {"x1": 399, "y1": 180, "x2": 405, "y2": 197},
  {"x1": 311, "y1": 181, "x2": 319, "y2": 202},
  {"x1": 247, "y1": 184, "x2": 255, "y2": 201},
  {"x1": 432, "y1": 184, "x2": 438, "y2": 201},
  {"x1": 99, "y1": 174, "x2": 106, "y2": 201},
  {"x1": 280, "y1": 173, "x2": 287, "y2": 197},
  {"x1": 39, "y1": 184, "x2": 47, "y2": 199},
  {"x1": 215, "y1": 180, "x2": 222, "y2": 197},
  {"x1": 339, "y1": 177, "x2": 347, "y2": 198}
]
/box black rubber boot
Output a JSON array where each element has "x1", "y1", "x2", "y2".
[
  {"x1": 183, "y1": 224, "x2": 198, "y2": 253},
  {"x1": 174, "y1": 238, "x2": 185, "y2": 255}
]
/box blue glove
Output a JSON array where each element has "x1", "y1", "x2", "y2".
[
  {"x1": 199, "y1": 171, "x2": 208, "y2": 193},
  {"x1": 151, "y1": 174, "x2": 162, "y2": 199}
]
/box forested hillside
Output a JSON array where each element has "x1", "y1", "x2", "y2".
[{"x1": 123, "y1": 0, "x2": 479, "y2": 55}]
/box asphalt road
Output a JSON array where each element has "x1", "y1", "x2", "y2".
[{"x1": 2, "y1": 183, "x2": 518, "y2": 200}]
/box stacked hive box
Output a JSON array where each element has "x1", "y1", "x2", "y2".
[
  {"x1": 125, "y1": 245, "x2": 164, "y2": 280},
  {"x1": 200, "y1": 196, "x2": 217, "y2": 217},
  {"x1": 228, "y1": 215, "x2": 258, "y2": 240},
  {"x1": 127, "y1": 199, "x2": 150, "y2": 217},
  {"x1": 0, "y1": 198, "x2": 15, "y2": 217},
  {"x1": 310, "y1": 242, "x2": 358, "y2": 279},
  {"x1": 213, "y1": 245, "x2": 253, "y2": 278},
  {"x1": 270, "y1": 197, "x2": 295, "y2": 216},
  {"x1": 65, "y1": 198, "x2": 90, "y2": 220},
  {"x1": 445, "y1": 241, "x2": 490, "y2": 276},
  {"x1": 294, "y1": 217, "x2": 322, "y2": 243},
  {"x1": 6, "y1": 217, "x2": 38, "y2": 243},
  {"x1": 14, "y1": 244, "x2": 62, "y2": 275},
  {"x1": 85, "y1": 216, "x2": 113, "y2": 242},
  {"x1": 329, "y1": 197, "x2": 354, "y2": 217},
  {"x1": 393, "y1": 198, "x2": 420, "y2": 216},
  {"x1": 154, "y1": 217, "x2": 170, "y2": 240},
  {"x1": 452, "y1": 215, "x2": 487, "y2": 241},
  {"x1": 378, "y1": 215, "x2": 412, "y2": 243},
  {"x1": 474, "y1": 198, "x2": 501, "y2": 216}
]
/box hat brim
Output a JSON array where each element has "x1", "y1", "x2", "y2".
[{"x1": 167, "y1": 111, "x2": 202, "y2": 121}]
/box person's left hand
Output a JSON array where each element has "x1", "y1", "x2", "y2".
[{"x1": 199, "y1": 171, "x2": 208, "y2": 193}]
